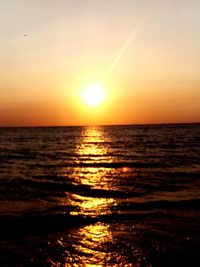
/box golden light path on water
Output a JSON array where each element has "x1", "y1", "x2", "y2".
[
  {"x1": 54, "y1": 127, "x2": 136, "y2": 266},
  {"x1": 70, "y1": 128, "x2": 116, "y2": 265},
  {"x1": 72, "y1": 223, "x2": 113, "y2": 266},
  {"x1": 74, "y1": 127, "x2": 114, "y2": 266},
  {"x1": 71, "y1": 127, "x2": 116, "y2": 217}
]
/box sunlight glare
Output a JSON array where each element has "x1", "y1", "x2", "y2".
[{"x1": 81, "y1": 84, "x2": 105, "y2": 107}]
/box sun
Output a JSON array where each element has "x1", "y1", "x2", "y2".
[{"x1": 81, "y1": 84, "x2": 105, "y2": 107}]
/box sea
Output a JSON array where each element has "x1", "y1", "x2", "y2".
[{"x1": 0, "y1": 124, "x2": 200, "y2": 267}]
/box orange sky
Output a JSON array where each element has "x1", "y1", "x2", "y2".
[{"x1": 1, "y1": 0, "x2": 200, "y2": 126}]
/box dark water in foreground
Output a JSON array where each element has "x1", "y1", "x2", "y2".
[{"x1": 0, "y1": 124, "x2": 200, "y2": 266}]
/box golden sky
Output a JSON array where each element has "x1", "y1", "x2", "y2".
[{"x1": 0, "y1": 0, "x2": 200, "y2": 126}]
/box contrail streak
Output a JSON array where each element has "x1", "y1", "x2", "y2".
[
  {"x1": 107, "y1": 2, "x2": 153, "y2": 75},
  {"x1": 107, "y1": 27, "x2": 140, "y2": 74}
]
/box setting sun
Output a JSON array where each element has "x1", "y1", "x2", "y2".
[{"x1": 81, "y1": 84, "x2": 106, "y2": 107}]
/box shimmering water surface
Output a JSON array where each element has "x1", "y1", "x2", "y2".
[{"x1": 0, "y1": 124, "x2": 200, "y2": 266}]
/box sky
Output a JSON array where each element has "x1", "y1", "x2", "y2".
[{"x1": 0, "y1": 0, "x2": 200, "y2": 126}]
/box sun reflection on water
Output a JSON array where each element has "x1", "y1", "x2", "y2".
[
  {"x1": 48, "y1": 127, "x2": 142, "y2": 266},
  {"x1": 70, "y1": 128, "x2": 115, "y2": 264},
  {"x1": 72, "y1": 127, "x2": 116, "y2": 190},
  {"x1": 73, "y1": 222, "x2": 113, "y2": 266},
  {"x1": 70, "y1": 127, "x2": 116, "y2": 216},
  {"x1": 70, "y1": 194, "x2": 114, "y2": 217},
  {"x1": 71, "y1": 167, "x2": 113, "y2": 188},
  {"x1": 59, "y1": 128, "x2": 121, "y2": 266},
  {"x1": 76, "y1": 127, "x2": 110, "y2": 162}
]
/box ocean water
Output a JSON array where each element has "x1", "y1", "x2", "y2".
[{"x1": 0, "y1": 124, "x2": 200, "y2": 267}]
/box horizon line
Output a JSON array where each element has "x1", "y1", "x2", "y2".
[{"x1": 0, "y1": 121, "x2": 200, "y2": 128}]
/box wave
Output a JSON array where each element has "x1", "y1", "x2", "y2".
[
  {"x1": 0, "y1": 197, "x2": 199, "y2": 238},
  {"x1": 25, "y1": 161, "x2": 165, "y2": 169},
  {"x1": 0, "y1": 210, "x2": 178, "y2": 239},
  {"x1": 113, "y1": 198, "x2": 200, "y2": 212},
  {"x1": 0, "y1": 178, "x2": 144, "y2": 199}
]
